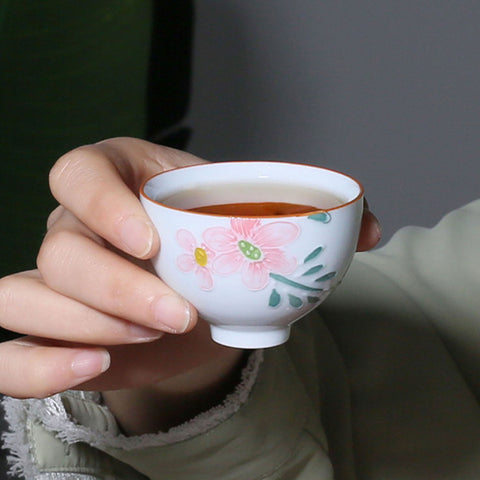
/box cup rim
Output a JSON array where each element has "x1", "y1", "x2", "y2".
[{"x1": 140, "y1": 160, "x2": 364, "y2": 218}]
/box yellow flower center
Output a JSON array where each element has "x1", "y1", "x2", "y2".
[{"x1": 194, "y1": 247, "x2": 208, "y2": 267}]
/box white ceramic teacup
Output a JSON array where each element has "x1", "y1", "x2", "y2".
[{"x1": 140, "y1": 161, "x2": 363, "y2": 348}]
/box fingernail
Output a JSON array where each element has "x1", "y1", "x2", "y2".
[
  {"x1": 120, "y1": 216, "x2": 154, "y2": 258},
  {"x1": 154, "y1": 295, "x2": 191, "y2": 333},
  {"x1": 127, "y1": 323, "x2": 164, "y2": 342},
  {"x1": 71, "y1": 350, "x2": 111, "y2": 379}
]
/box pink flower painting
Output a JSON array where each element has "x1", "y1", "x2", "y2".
[
  {"x1": 176, "y1": 229, "x2": 215, "y2": 291},
  {"x1": 203, "y1": 218, "x2": 300, "y2": 290}
]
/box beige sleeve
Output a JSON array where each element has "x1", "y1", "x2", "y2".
[{"x1": 321, "y1": 199, "x2": 480, "y2": 480}]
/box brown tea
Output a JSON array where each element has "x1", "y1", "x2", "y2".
[
  {"x1": 160, "y1": 182, "x2": 345, "y2": 215},
  {"x1": 189, "y1": 201, "x2": 318, "y2": 216}
]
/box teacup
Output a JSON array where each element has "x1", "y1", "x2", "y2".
[{"x1": 140, "y1": 161, "x2": 363, "y2": 348}]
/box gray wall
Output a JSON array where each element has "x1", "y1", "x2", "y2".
[{"x1": 186, "y1": 1, "x2": 480, "y2": 244}]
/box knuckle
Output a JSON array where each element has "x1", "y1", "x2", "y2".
[
  {"x1": 0, "y1": 275, "x2": 19, "y2": 324},
  {"x1": 37, "y1": 229, "x2": 76, "y2": 278},
  {"x1": 49, "y1": 146, "x2": 94, "y2": 198},
  {"x1": 0, "y1": 347, "x2": 52, "y2": 399},
  {"x1": 50, "y1": 146, "x2": 119, "y2": 227},
  {"x1": 105, "y1": 276, "x2": 130, "y2": 314}
]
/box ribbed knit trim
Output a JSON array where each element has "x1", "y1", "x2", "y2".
[{"x1": 2, "y1": 350, "x2": 263, "y2": 476}]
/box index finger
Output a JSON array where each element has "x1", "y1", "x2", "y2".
[{"x1": 49, "y1": 137, "x2": 207, "y2": 259}]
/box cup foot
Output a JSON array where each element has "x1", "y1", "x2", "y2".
[{"x1": 210, "y1": 325, "x2": 291, "y2": 349}]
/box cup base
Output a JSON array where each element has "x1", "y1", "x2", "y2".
[{"x1": 210, "y1": 325, "x2": 291, "y2": 349}]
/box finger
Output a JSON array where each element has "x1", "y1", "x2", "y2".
[
  {"x1": 0, "y1": 337, "x2": 110, "y2": 399},
  {"x1": 46, "y1": 205, "x2": 65, "y2": 230},
  {"x1": 49, "y1": 138, "x2": 206, "y2": 259},
  {"x1": 37, "y1": 210, "x2": 196, "y2": 334},
  {"x1": 0, "y1": 271, "x2": 163, "y2": 344},
  {"x1": 356, "y1": 200, "x2": 382, "y2": 252}
]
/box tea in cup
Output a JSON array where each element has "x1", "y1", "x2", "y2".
[{"x1": 140, "y1": 161, "x2": 363, "y2": 348}]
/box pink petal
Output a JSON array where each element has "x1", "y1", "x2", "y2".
[
  {"x1": 177, "y1": 253, "x2": 196, "y2": 272},
  {"x1": 242, "y1": 262, "x2": 270, "y2": 291},
  {"x1": 213, "y1": 252, "x2": 244, "y2": 275},
  {"x1": 203, "y1": 227, "x2": 238, "y2": 252},
  {"x1": 195, "y1": 267, "x2": 214, "y2": 291},
  {"x1": 263, "y1": 248, "x2": 298, "y2": 274},
  {"x1": 176, "y1": 229, "x2": 197, "y2": 252},
  {"x1": 252, "y1": 221, "x2": 300, "y2": 248},
  {"x1": 200, "y1": 243, "x2": 216, "y2": 260},
  {"x1": 231, "y1": 218, "x2": 261, "y2": 239}
]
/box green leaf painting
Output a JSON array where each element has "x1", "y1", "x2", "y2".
[
  {"x1": 269, "y1": 273, "x2": 324, "y2": 292},
  {"x1": 267, "y1": 210, "x2": 337, "y2": 309},
  {"x1": 304, "y1": 246, "x2": 323, "y2": 263},
  {"x1": 288, "y1": 294, "x2": 303, "y2": 308},
  {"x1": 316, "y1": 272, "x2": 337, "y2": 282},
  {"x1": 269, "y1": 289, "x2": 281, "y2": 307},
  {"x1": 302, "y1": 265, "x2": 324, "y2": 276},
  {"x1": 308, "y1": 211, "x2": 331, "y2": 223}
]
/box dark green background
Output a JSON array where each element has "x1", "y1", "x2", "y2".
[{"x1": 0, "y1": 0, "x2": 193, "y2": 276}]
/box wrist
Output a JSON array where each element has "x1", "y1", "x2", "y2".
[{"x1": 103, "y1": 344, "x2": 246, "y2": 435}]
